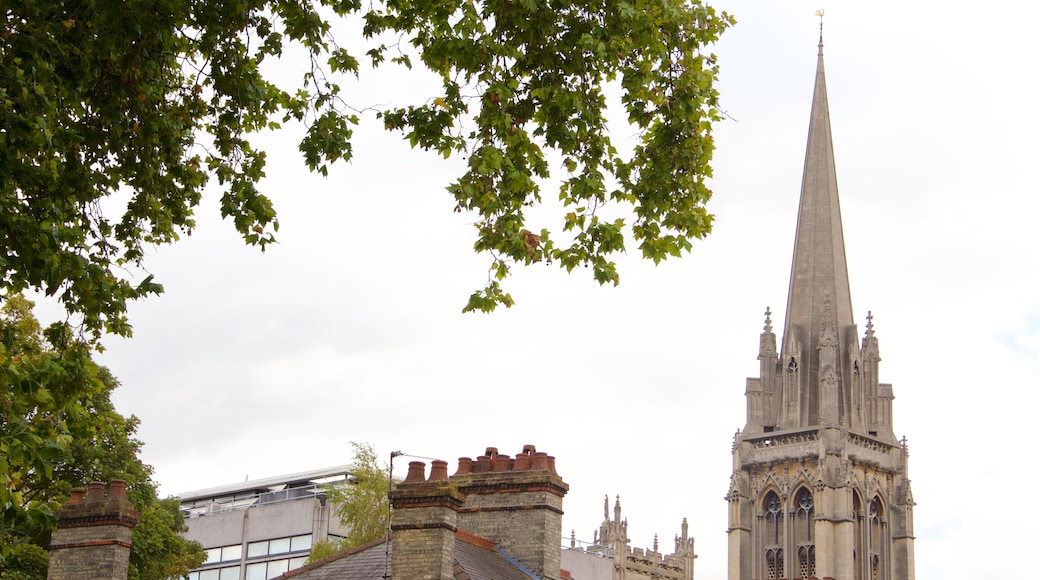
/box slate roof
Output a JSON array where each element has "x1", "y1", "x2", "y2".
[
  {"x1": 453, "y1": 531, "x2": 537, "y2": 580},
  {"x1": 277, "y1": 537, "x2": 389, "y2": 580},
  {"x1": 275, "y1": 532, "x2": 538, "y2": 580}
]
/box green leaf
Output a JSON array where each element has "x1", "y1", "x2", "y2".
[{"x1": 0, "y1": 0, "x2": 732, "y2": 326}]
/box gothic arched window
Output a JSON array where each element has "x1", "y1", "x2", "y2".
[
  {"x1": 794, "y1": 488, "x2": 815, "y2": 579},
  {"x1": 869, "y1": 496, "x2": 885, "y2": 580},
  {"x1": 762, "y1": 491, "x2": 783, "y2": 579}
]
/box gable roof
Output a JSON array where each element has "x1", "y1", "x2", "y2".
[{"x1": 274, "y1": 532, "x2": 538, "y2": 580}]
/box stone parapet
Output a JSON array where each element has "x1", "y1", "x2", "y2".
[
  {"x1": 739, "y1": 429, "x2": 821, "y2": 469},
  {"x1": 739, "y1": 428, "x2": 902, "y2": 473}
]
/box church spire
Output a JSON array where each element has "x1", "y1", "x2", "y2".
[
  {"x1": 728, "y1": 29, "x2": 915, "y2": 580},
  {"x1": 778, "y1": 37, "x2": 857, "y2": 429}
]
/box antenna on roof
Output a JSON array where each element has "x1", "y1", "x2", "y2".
[
  {"x1": 384, "y1": 451, "x2": 402, "y2": 580},
  {"x1": 384, "y1": 450, "x2": 433, "y2": 579}
]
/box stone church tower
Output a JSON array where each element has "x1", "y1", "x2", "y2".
[{"x1": 726, "y1": 38, "x2": 916, "y2": 580}]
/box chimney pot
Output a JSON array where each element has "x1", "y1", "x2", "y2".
[
  {"x1": 475, "y1": 455, "x2": 492, "y2": 473},
  {"x1": 403, "y1": 461, "x2": 427, "y2": 484},
  {"x1": 108, "y1": 480, "x2": 128, "y2": 501},
  {"x1": 485, "y1": 447, "x2": 498, "y2": 459},
  {"x1": 494, "y1": 454, "x2": 511, "y2": 472},
  {"x1": 522, "y1": 444, "x2": 536, "y2": 454},
  {"x1": 547, "y1": 455, "x2": 558, "y2": 476},
  {"x1": 454, "y1": 457, "x2": 473, "y2": 476},
  {"x1": 67, "y1": 488, "x2": 86, "y2": 505},
  {"x1": 86, "y1": 482, "x2": 106, "y2": 502},
  {"x1": 513, "y1": 452, "x2": 531, "y2": 471},
  {"x1": 428, "y1": 460, "x2": 449, "y2": 481},
  {"x1": 531, "y1": 452, "x2": 549, "y2": 471}
]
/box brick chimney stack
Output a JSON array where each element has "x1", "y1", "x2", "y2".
[
  {"x1": 47, "y1": 480, "x2": 140, "y2": 580},
  {"x1": 452, "y1": 444, "x2": 569, "y2": 579},
  {"x1": 389, "y1": 461, "x2": 464, "y2": 580},
  {"x1": 388, "y1": 445, "x2": 569, "y2": 580}
]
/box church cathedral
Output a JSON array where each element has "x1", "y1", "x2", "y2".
[{"x1": 725, "y1": 36, "x2": 917, "y2": 580}]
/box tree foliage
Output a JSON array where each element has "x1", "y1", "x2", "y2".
[
  {"x1": 0, "y1": 295, "x2": 204, "y2": 577},
  {"x1": 1, "y1": 0, "x2": 733, "y2": 334},
  {"x1": 309, "y1": 441, "x2": 391, "y2": 560}
]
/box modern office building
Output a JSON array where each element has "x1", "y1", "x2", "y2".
[{"x1": 179, "y1": 465, "x2": 353, "y2": 580}]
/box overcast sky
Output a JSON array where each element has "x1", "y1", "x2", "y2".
[{"x1": 26, "y1": 1, "x2": 1040, "y2": 578}]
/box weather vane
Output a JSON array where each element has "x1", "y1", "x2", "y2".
[{"x1": 816, "y1": 9, "x2": 825, "y2": 42}]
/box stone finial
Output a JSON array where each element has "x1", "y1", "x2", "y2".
[
  {"x1": 865, "y1": 310, "x2": 875, "y2": 339},
  {"x1": 763, "y1": 307, "x2": 772, "y2": 333}
]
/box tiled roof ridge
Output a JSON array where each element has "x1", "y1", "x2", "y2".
[
  {"x1": 454, "y1": 529, "x2": 496, "y2": 550},
  {"x1": 278, "y1": 535, "x2": 388, "y2": 578}
]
